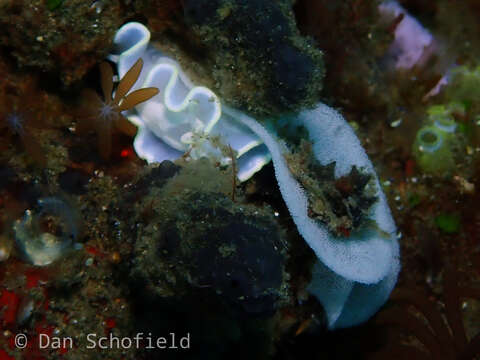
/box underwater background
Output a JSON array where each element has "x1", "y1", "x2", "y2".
[{"x1": 0, "y1": 0, "x2": 479, "y2": 359}]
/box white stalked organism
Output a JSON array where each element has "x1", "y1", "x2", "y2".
[
  {"x1": 14, "y1": 197, "x2": 82, "y2": 266},
  {"x1": 224, "y1": 104, "x2": 400, "y2": 329},
  {"x1": 109, "y1": 22, "x2": 400, "y2": 329},
  {"x1": 108, "y1": 22, "x2": 270, "y2": 182}
]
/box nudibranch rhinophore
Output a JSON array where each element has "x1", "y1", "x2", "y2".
[{"x1": 109, "y1": 22, "x2": 400, "y2": 329}]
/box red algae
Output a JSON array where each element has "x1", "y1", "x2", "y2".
[
  {"x1": 0, "y1": 289, "x2": 20, "y2": 326},
  {"x1": 0, "y1": 349, "x2": 14, "y2": 360},
  {"x1": 24, "y1": 268, "x2": 50, "y2": 290}
]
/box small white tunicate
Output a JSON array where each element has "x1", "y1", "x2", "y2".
[
  {"x1": 390, "y1": 119, "x2": 402, "y2": 128},
  {"x1": 14, "y1": 197, "x2": 80, "y2": 266}
]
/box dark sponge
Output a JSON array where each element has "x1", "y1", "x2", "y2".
[{"x1": 181, "y1": 0, "x2": 324, "y2": 115}]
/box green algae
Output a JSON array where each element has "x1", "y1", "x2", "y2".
[
  {"x1": 46, "y1": 0, "x2": 64, "y2": 11},
  {"x1": 434, "y1": 213, "x2": 460, "y2": 234}
]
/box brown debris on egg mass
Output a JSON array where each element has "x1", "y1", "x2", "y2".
[{"x1": 284, "y1": 140, "x2": 377, "y2": 237}]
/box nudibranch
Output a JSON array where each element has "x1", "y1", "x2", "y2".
[
  {"x1": 108, "y1": 22, "x2": 270, "y2": 182},
  {"x1": 109, "y1": 22, "x2": 400, "y2": 329}
]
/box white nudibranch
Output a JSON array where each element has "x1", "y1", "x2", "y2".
[
  {"x1": 109, "y1": 22, "x2": 400, "y2": 329},
  {"x1": 109, "y1": 22, "x2": 270, "y2": 182}
]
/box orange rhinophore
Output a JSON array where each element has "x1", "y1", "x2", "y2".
[{"x1": 76, "y1": 58, "x2": 159, "y2": 160}]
